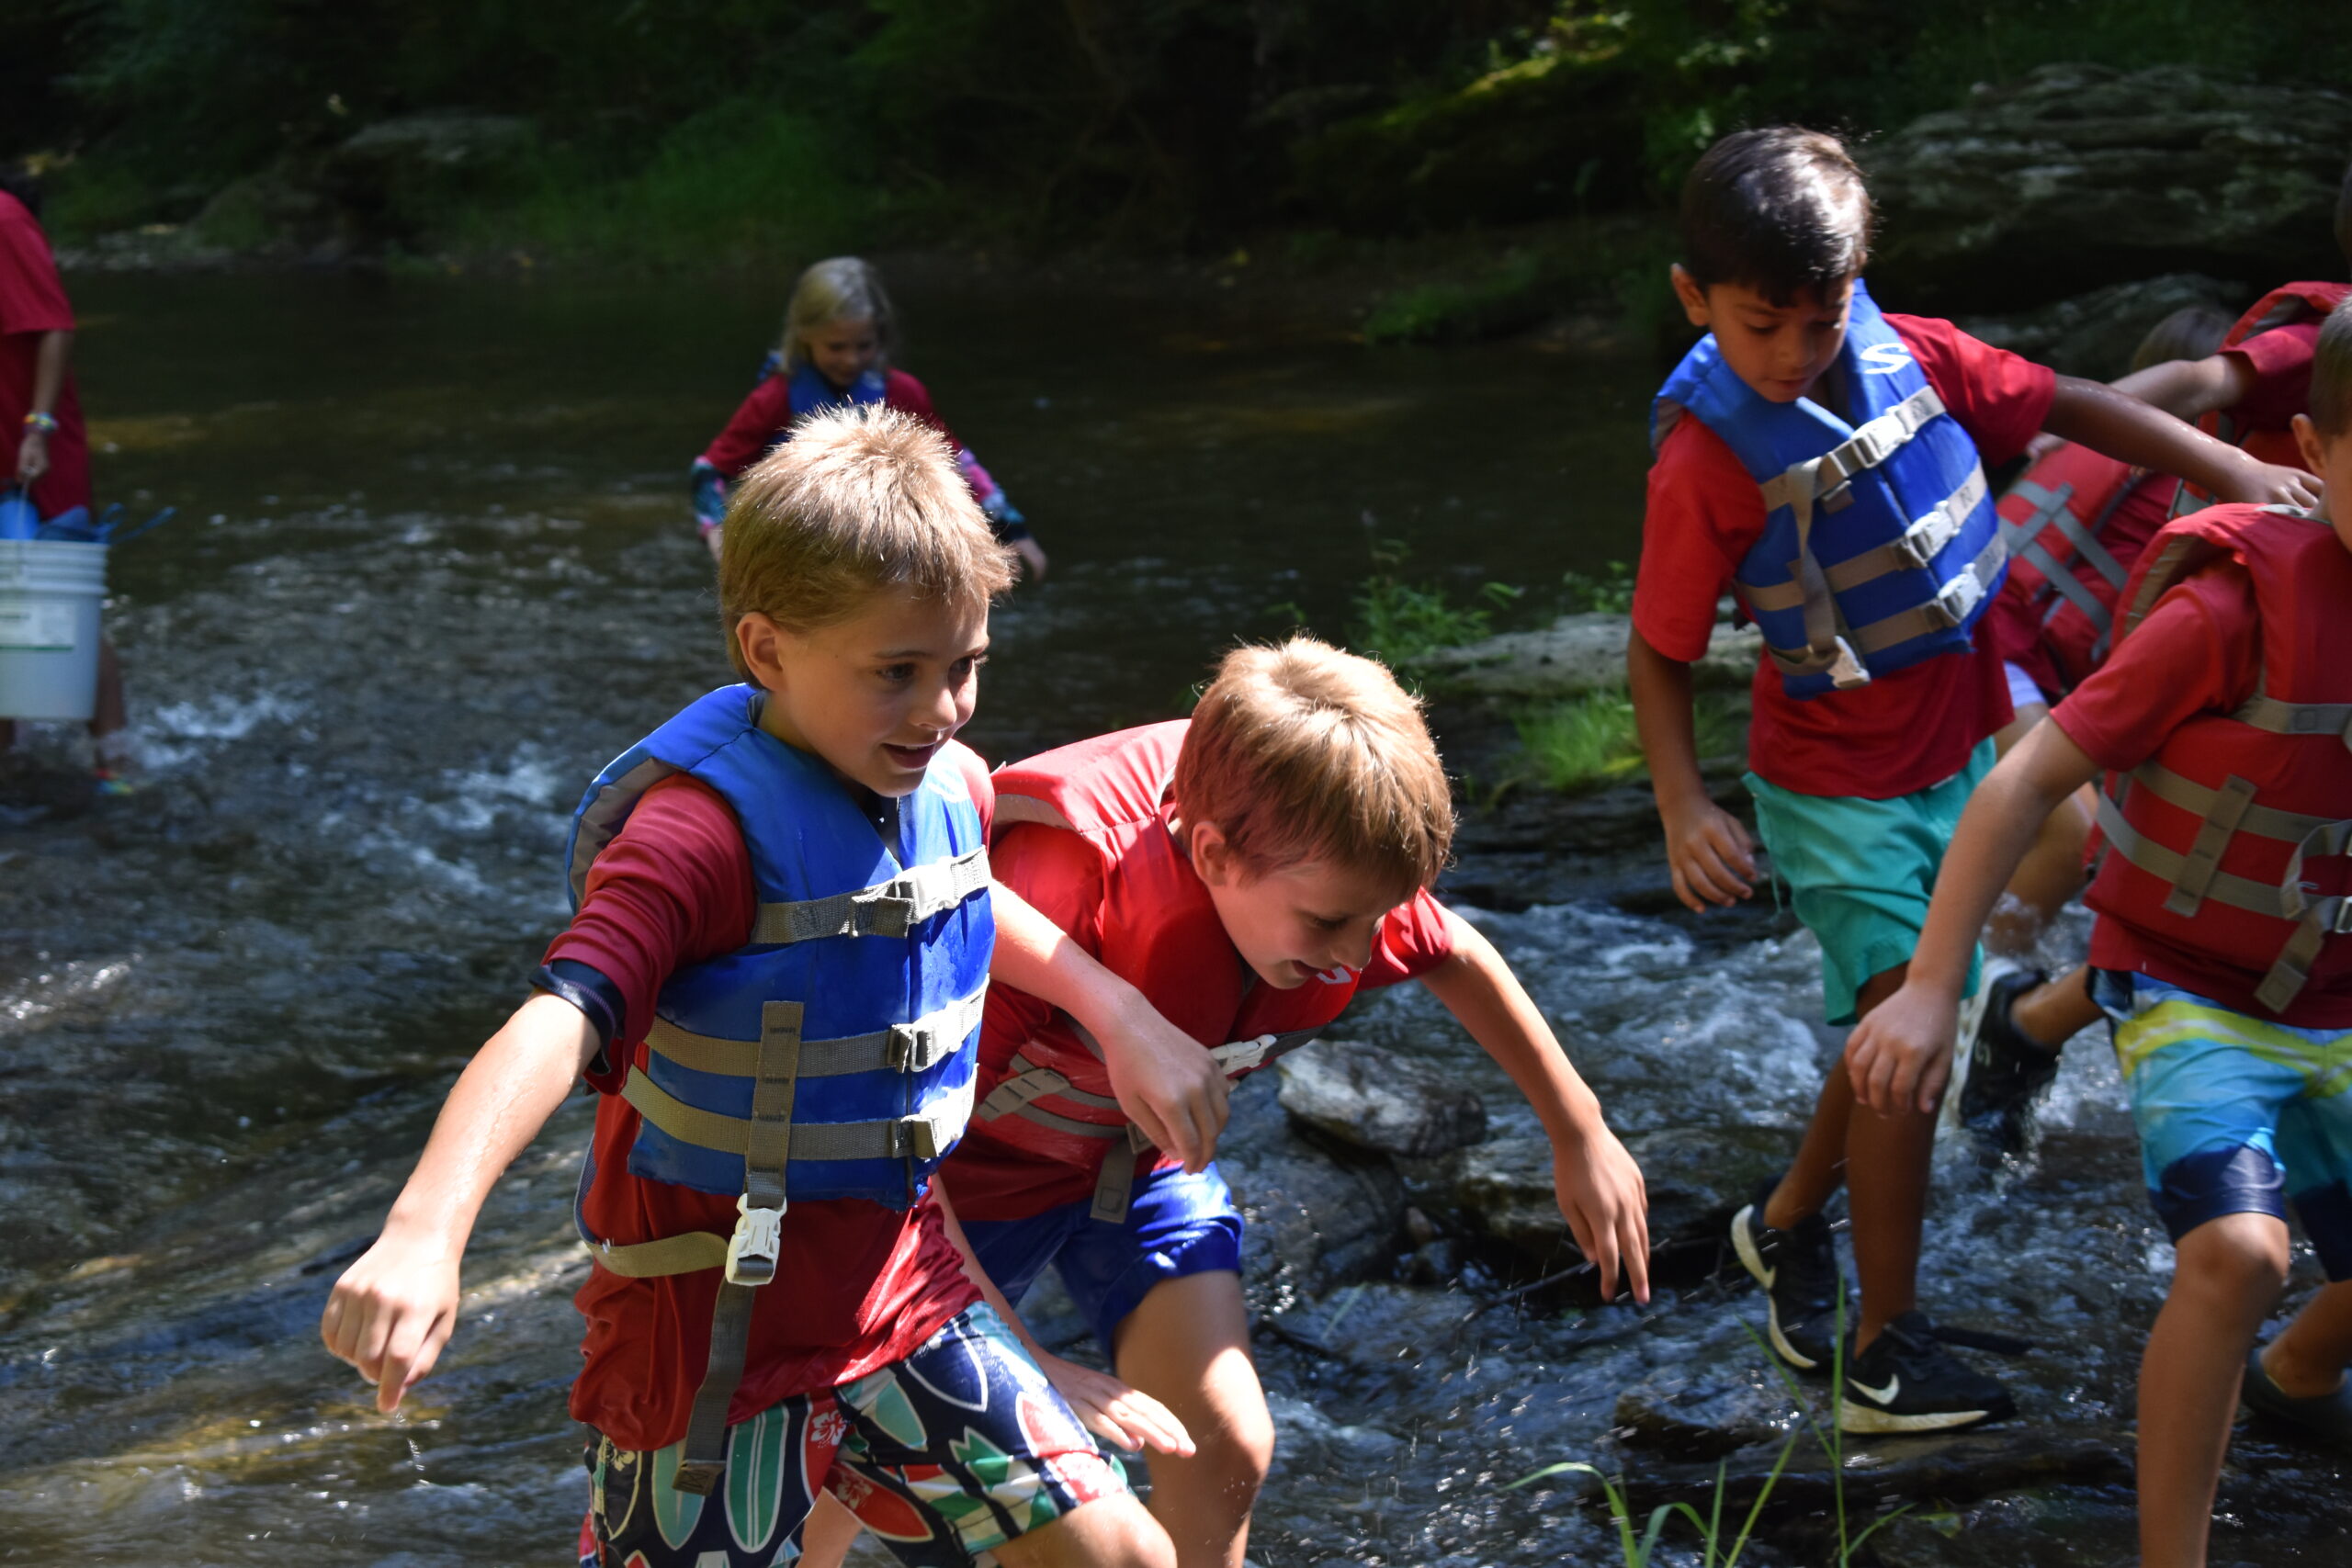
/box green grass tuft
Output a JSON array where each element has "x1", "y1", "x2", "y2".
[{"x1": 1510, "y1": 687, "x2": 1743, "y2": 795}]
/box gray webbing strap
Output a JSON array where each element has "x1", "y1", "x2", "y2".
[
  {"x1": 1090, "y1": 1124, "x2": 1156, "y2": 1224},
  {"x1": 2000, "y1": 479, "x2": 2072, "y2": 554},
  {"x1": 585, "y1": 1228, "x2": 729, "y2": 1279},
  {"x1": 621, "y1": 1068, "x2": 963, "y2": 1162},
  {"x1": 1845, "y1": 529, "x2": 2007, "y2": 657},
  {"x1": 1744, "y1": 467, "x2": 1993, "y2": 615},
  {"x1": 751, "y1": 847, "x2": 991, "y2": 945},
  {"x1": 647, "y1": 987, "x2": 987, "y2": 1081},
  {"x1": 570, "y1": 758, "x2": 676, "y2": 907},
  {"x1": 2095, "y1": 793, "x2": 2291, "y2": 920},
  {"x1": 1757, "y1": 387, "x2": 1945, "y2": 515},
  {"x1": 2234, "y1": 694, "x2": 2352, "y2": 746},
  {"x1": 2017, "y1": 536, "x2": 2115, "y2": 636},
  {"x1": 676, "y1": 999, "x2": 802, "y2": 1494},
  {"x1": 2160, "y1": 774, "x2": 2257, "y2": 917},
  {"x1": 976, "y1": 1055, "x2": 1124, "y2": 1121},
  {"x1": 2125, "y1": 764, "x2": 2338, "y2": 849}
]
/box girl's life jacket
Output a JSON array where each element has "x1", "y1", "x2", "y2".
[
  {"x1": 1653, "y1": 279, "x2": 2007, "y2": 699},
  {"x1": 2173, "y1": 281, "x2": 2352, "y2": 515},
  {"x1": 969, "y1": 723, "x2": 1353, "y2": 1223},
  {"x1": 1995, "y1": 441, "x2": 2143, "y2": 693},
  {"x1": 2086, "y1": 505, "x2": 2352, "y2": 1016},
  {"x1": 560, "y1": 683, "x2": 992, "y2": 1492}
]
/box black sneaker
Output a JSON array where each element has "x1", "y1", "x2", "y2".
[
  {"x1": 2242, "y1": 1342, "x2": 2352, "y2": 1449},
  {"x1": 1729, "y1": 1179, "x2": 1844, "y2": 1373},
  {"x1": 1959, "y1": 967, "x2": 2061, "y2": 1153},
  {"x1": 1838, "y1": 1311, "x2": 2022, "y2": 1435}
]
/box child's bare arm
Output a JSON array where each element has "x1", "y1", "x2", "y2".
[
  {"x1": 2105, "y1": 353, "x2": 2257, "y2": 425},
  {"x1": 1846, "y1": 721, "x2": 2103, "y2": 1115},
  {"x1": 988, "y1": 882, "x2": 1229, "y2": 1170},
  {"x1": 1629, "y1": 626, "x2": 1756, "y2": 911},
  {"x1": 930, "y1": 1178, "x2": 1193, "y2": 1458},
  {"x1": 322, "y1": 993, "x2": 597, "y2": 1413},
  {"x1": 2045, "y1": 374, "x2": 2320, "y2": 509},
  {"x1": 1419, "y1": 910, "x2": 1650, "y2": 1303}
]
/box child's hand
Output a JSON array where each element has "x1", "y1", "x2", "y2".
[
  {"x1": 1094, "y1": 995, "x2": 1229, "y2": 1172},
  {"x1": 2213, "y1": 459, "x2": 2324, "y2": 513},
  {"x1": 1010, "y1": 536, "x2": 1048, "y2": 581},
  {"x1": 1552, "y1": 1123, "x2": 1651, "y2": 1304},
  {"x1": 1661, "y1": 799, "x2": 1757, "y2": 911},
  {"x1": 1033, "y1": 1349, "x2": 1195, "y2": 1457},
  {"x1": 1844, "y1": 982, "x2": 1960, "y2": 1115},
  {"x1": 320, "y1": 1228, "x2": 461, "y2": 1414}
]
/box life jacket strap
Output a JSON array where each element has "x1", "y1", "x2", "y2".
[
  {"x1": 751, "y1": 846, "x2": 991, "y2": 944},
  {"x1": 621, "y1": 1067, "x2": 967, "y2": 1163},
  {"x1": 976, "y1": 1055, "x2": 1124, "y2": 1121},
  {"x1": 1757, "y1": 386, "x2": 1946, "y2": 517},
  {"x1": 1745, "y1": 467, "x2": 1991, "y2": 612},
  {"x1": 646, "y1": 987, "x2": 988, "y2": 1081},
  {"x1": 2233, "y1": 694, "x2": 2352, "y2": 748}
]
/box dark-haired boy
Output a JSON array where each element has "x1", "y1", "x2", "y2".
[
  {"x1": 1847, "y1": 293, "x2": 2352, "y2": 1568},
  {"x1": 1628, "y1": 125, "x2": 2322, "y2": 1434}
]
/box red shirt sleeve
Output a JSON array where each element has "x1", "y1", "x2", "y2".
[
  {"x1": 1359, "y1": 889, "x2": 1458, "y2": 988},
  {"x1": 698, "y1": 376, "x2": 792, "y2": 477},
  {"x1": 943, "y1": 739, "x2": 994, "y2": 834},
  {"x1": 2050, "y1": 562, "x2": 2261, "y2": 772},
  {"x1": 885, "y1": 368, "x2": 963, "y2": 449},
  {"x1": 542, "y1": 775, "x2": 756, "y2": 1091},
  {"x1": 2223, "y1": 321, "x2": 2321, "y2": 434},
  {"x1": 0, "y1": 197, "x2": 73, "y2": 337},
  {"x1": 1632, "y1": 416, "x2": 1755, "y2": 662},
  {"x1": 1888, "y1": 314, "x2": 2058, "y2": 468}
]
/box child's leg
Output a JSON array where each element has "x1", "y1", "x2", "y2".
[
  {"x1": 1984, "y1": 708, "x2": 2093, "y2": 959},
  {"x1": 795, "y1": 1493, "x2": 863, "y2": 1568},
  {"x1": 2137, "y1": 1213, "x2": 2290, "y2": 1568},
  {"x1": 1113, "y1": 1270, "x2": 1272, "y2": 1568},
  {"x1": 2264, "y1": 1280, "x2": 2352, "y2": 1399},
  {"x1": 2012, "y1": 961, "x2": 2103, "y2": 1048}
]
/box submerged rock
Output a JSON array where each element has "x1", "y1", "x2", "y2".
[
  {"x1": 1415, "y1": 612, "x2": 1758, "y2": 702},
  {"x1": 1868, "y1": 64, "x2": 2352, "y2": 311},
  {"x1": 1275, "y1": 1039, "x2": 1487, "y2": 1158},
  {"x1": 1217, "y1": 1074, "x2": 1407, "y2": 1309}
]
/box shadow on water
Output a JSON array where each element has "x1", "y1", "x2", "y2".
[{"x1": 0, "y1": 268, "x2": 2344, "y2": 1563}]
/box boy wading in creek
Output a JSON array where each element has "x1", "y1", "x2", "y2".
[
  {"x1": 1626, "y1": 127, "x2": 2322, "y2": 1435},
  {"x1": 1849, "y1": 296, "x2": 2352, "y2": 1568},
  {"x1": 324, "y1": 406, "x2": 1233, "y2": 1568}
]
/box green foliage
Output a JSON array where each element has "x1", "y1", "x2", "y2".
[
  {"x1": 1363, "y1": 251, "x2": 1552, "y2": 344},
  {"x1": 1559, "y1": 560, "x2": 1635, "y2": 615},
  {"x1": 1507, "y1": 686, "x2": 1741, "y2": 795},
  {"x1": 40, "y1": 160, "x2": 158, "y2": 242},
  {"x1": 1350, "y1": 541, "x2": 1523, "y2": 665}
]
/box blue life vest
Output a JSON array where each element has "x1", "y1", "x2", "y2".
[
  {"x1": 564, "y1": 685, "x2": 991, "y2": 1213},
  {"x1": 1651, "y1": 280, "x2": 2006, "y2": 699}
]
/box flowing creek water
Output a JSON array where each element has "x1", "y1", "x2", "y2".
[{"x1": 0, "y1": 267, "x2": 2344, "y2": 1565}]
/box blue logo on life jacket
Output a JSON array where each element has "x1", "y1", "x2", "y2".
[
  {"x1": 565, "y1": 686, "x2": 991, "y2": 1210},
  {"x1": 1651, "y1": 279, "x2": 2006, "y2": 699}
]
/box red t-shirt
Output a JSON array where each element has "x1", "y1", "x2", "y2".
[
  {"x1": 548, "y1": 743, "x2": 996, "y2": 1450},
  {"x1": 699, "y1": 367, "x2": 964, "y2": 478},
  {"x1": 0, "y1": 193, "x2": 89, "y2": 515},
  {"x1": 2226, "y1": 318, "x2": 2323, "y2": 437},
  {"x1": 943, "y1": 818, "x2": 1459, "y2": 1219},
  {"x1": 1634, "y1": 314, "x2": 2055, "y2": 798},
  {"x1": 2052, "y1": 562, "x2": 2352, "y2": 1026}
]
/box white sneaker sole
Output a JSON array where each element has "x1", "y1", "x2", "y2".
[{"x1": 1730, "y1": 1203, "x2": 1822, "y2": 1372}]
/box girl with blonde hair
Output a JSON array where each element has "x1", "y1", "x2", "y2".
[{"x1": 689, "y1": 255, "x2": 1046, "y2": 579}]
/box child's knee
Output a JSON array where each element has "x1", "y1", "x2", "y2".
[
  {"x1": 1199, "y1": 1394, "x2": 1275, "y2": 1497},
  {"x1": 2177, "y1": 1210, "x2": 2291, "y2": 1295}
]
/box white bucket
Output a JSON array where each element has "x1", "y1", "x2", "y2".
[{"x1": 0, "y1": 540, "x2": 107, "y2": 721}]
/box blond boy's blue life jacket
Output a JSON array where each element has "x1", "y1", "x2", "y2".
[
  {"x1": 563, "y1": 684, "x2": 991, "y2": 1213},
  {"x1": 1651, "y1": 279, "x2": 2007, "y2": 699}
]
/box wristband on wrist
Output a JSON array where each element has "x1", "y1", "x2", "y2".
[{"x1": 22, "y1": 412, "x2": 57, "y2": 435}]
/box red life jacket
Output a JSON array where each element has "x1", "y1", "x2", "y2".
[
  {"x1": 2176, "y1": 281, "x2": 2350, "y2": 512},
  {"x1": 1996, "y1": 442, "x2": 2141, "y2": 694},
  {"x1": 2086, "y1": 504, "x2": 2352, "y2": 1015},
  {"x1": 967, "y1": 721, "x2": 1364, "y2": 1221}
]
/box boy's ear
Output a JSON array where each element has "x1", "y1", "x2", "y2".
[
  {"x1": 1187, "y1": 819, "x2": 1234, "y2": 887},
  {"x1": 2291, "y1": 412, "x2": 2328, "y2": 477},
  {"x1": 1669, "y1": 265, "x2": 1710, "y2": 329},
  {"x1": 734, "y1": 612, "x2": 793, "y2": 691}
]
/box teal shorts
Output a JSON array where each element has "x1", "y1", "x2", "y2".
[{"x1": 1744, "y1": 739, "x2": 1993, "y2": 1026}]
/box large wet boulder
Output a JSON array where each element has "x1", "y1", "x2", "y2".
[
  {"x1": 1275, "y1": 1039, "x2": 1487, "y2": 1158},
  {"x1": 1216, "y1": 1074, "x2": 1408, "y2": 1312},
  {"x1": 1415, "y1": 612, "x2": 1759, "y2": 702},
  {"x1": 1958, "y1": 272, "x2": 2250, "y2": 380},
  {"x1": 318, "y1": 113, "x2": 537, "y2": 249},
  {"x1": 1867, "y1": 64, "x2": 2352, "y2": 311}
]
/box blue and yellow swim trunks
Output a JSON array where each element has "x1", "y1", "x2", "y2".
[{"x1": 2098, "y1": 970, "x2": 2352, "y2": 1276}]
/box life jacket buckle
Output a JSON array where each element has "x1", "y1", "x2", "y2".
[
  {"x1": 1212, "y1": 1034, "x2": 1275, "y2": 1076},
  {"x1": 1928, "y1": 573, "x2": 1981, "y2": 630},
  {"x1": 725, "y1": 1195, "x2": 785, "y2": 1286},
  {"x1": 886, "y1": 1021, "x2": 928, "y2": 1071},
  {"x1": 888, "y1": 1115, "x2": 944, "y2": 1161}
]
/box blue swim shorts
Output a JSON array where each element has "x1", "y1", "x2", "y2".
[
  {"x1": 959, "y1": 1162, "x2": 1244, "y2": 1358},
  {"x1": 2097, "y1": 969, "x2": 2352, "y2": 1279},
  {"x1": 1744, "y1": 738, "x2": 1994, "y2": 1026},
  {"x1": 580, "y1": 1303, "x2": 1126, "y2": 1568}
]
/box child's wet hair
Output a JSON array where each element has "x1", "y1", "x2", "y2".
[
  {"x1": 2310, "y1": 294, "x2": 2352, "y2": 439},
  {"x1": 1679, "y1": 127, "x2": 1872, "y2": 305},
  {"x1": 2129, "y1": 304, "x2": 2234, "y2": 372},
  {"x1": 1174, "y1": 637, "x2": 1454, "y2": 896},
  {"x1": 782, "y1": 256, "x2": 899, "y2": 370},
  {"x1": 718, "y1": 404, "x2": 1013, "y2": 671}
]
